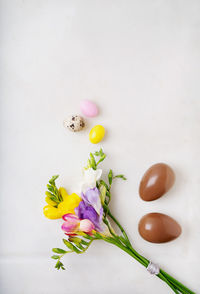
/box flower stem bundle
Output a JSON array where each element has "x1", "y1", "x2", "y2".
[{"x1": 43, "y1": 149, "x2": 194, "y2": 294}]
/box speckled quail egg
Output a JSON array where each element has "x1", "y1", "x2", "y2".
[{"x1": 63, "y1": 115, "x2": 85, "y2": 132}]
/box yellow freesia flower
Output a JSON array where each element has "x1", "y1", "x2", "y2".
[
  {"x1": 59, "y1": 187, "x2": 68, "y2": 201},
  {"x1": 58, "y1": 193, "x2": 81, "y2": 215},
  {"x1": 43, "y1": 187, "x2": 81, "y2": 219},
  {"x1": 43, "y1": 205, "x2": 63, "y2": 219},
  {"x1": 45, "y1": 196, "x2": 57, "y2": 207}
]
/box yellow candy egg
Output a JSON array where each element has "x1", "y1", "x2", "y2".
[
  {"x1": 43, "y1": 205, "x2": 62, "y2": 219},
  {"x1": 89, "y1": 125, "x2": 105, "y2": 144},
  {"x1": 58, "y1": 193, "x2": 81, "y2": 215}
]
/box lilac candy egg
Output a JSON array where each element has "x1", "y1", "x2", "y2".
[{"x1": 80, "y1": 100, "x2": 98, "y2": 117}]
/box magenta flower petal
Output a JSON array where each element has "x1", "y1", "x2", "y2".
[
  {"x1": 62, "y1": 213, "x2": 79, "y2": 221},
  {"x1": 61, "y1": 214, "x2": 80, "y2": 234},
  {"x1": 79, "y1": 219, "x2": 95, "y2": 233}
]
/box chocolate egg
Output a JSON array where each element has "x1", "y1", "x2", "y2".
[
  {"x1": 139, "y1": 163, "x2": 175, "y2": 201},
  {"x1": 138, "y1": 213, "x2": 181, "y2": 243}
]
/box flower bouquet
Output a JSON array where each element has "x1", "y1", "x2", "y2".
[{"x1": 43, "y1": 149, "x2": 194, "y2": 294}]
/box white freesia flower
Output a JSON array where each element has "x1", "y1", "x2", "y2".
[{"x1": 81, "y1": 168, "x2": 102, "y2": 193}]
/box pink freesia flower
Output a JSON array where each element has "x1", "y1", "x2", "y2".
[
  {"x1": 79, "y1": 219, "x2": 95, "y2": 233},
  {"x1": 61, "y1": 213, "x2": 95, "y2": 235}
]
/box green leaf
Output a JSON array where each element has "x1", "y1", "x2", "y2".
[
  {"x1": 46, "y1": 175, "x2": 63, "y2": 204},
  {"x1": 77, "y1": 232, "x2": 93, "y2": 240},
  {"x1": 51, "y1": 255, "x2": 60, "y2": 259},
  {"x1": 114, "y1": 174, "x2": 127, "y2": 180},
  {"x1": 89, "y1": 153, "x2": 97, "y2": 170},
  {"x1": 108, "y1": 169, "x2": 113, "y2": 185},
  {"x1": 99, "y1": 180, "x2": 109, "y2": 191},
  {"x1": 99, "y1": 184, "x2": 107, "y2": 204},
  {"x1": 75, "y1": 243, "x2": 85, "y2": 250},
  {"x1": 94, "y1": 232, "x2": 103, "y2": 239},
  {"x1": 52, "y1": 248, "x2": 66, "y2": 254},
  {"x1": 81, "y1": 239, "x2": 89, "y2": 246},
  {"x1": 63, "y1": 239, "x2": 80, "y2": 253},
  {"x1": 96, "y1": 154, "x2": 106, "y2": 165},
  {"x1": 49, "y1": 196, "x2": 59, "y2": 204},
  {"x1": 45, "y1": 191, "x2": 54, "y2": 197},
  {"x1": 94, "y1": 149, "x2": 102, "y2": 156},
  {"x1": 49, "y1": 175, "x2": 59, "y2": 184},
  {"x1": 68, "y1": 237, "x2": 82, "y2": 244},
  {"x1": 47, "y1": 184, "x2": 54, "y2": 193},
  {"x1": 55, "y1": 260, "x2": 65, "y2": 270}
]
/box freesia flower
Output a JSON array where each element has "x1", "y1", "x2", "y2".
[
  {"x1": 58, "y1": 193, "x2": 81, "y2": 215},
  {"x1": 61, "y1": 213, "x2": 95, "y2": 235},
  {"x1": 81, "y1": 187, "x2": 102, "y2": 215},
  {"x1": 43, "y1": 187, "x2": 81, "y2": 219},
  {"x1": 43, "y1": 205, "x2": 63, "y2": 219},
  {"x1": 81, "y1": 168, "x2": 102, "y2": 193},
  {"x1": 75, "y1": 200, "x2": 103, "y2": 232}
]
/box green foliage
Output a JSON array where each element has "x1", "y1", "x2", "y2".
[
  {"x1": 68, "y1": 237, "x2": 82, "y2": 244},
  {"x1": 52, "y1": 248, "x2": 67, "y2": 254},
  {"x1": 108, "y1": 169, "x2": 113, "y2": 185},
  {"x1": 98, "y1": 169, "x2": 127, "y2": 216},
  {"x1": 63, "y1": 239, "x2": 81, "y2": 253},
  {"x1": 46, "y1": 175, "x2": 63, "y2": 204},
  {"x1": 55, "y1": 260, "x2": 65, "y2": 270},
  {"x1": 49, "y1": 150, "x2": 128, "y2": 272},
  {"x1": 86, "y1": 148, "x2": 106, "y2": 170},
  {"x1": 94, "y1": 148, "x2": 104, "y2": 157},
  {"x1": 113, "y1": 174, "x2": 127, "y2": 180},
  {"x1": 89, "y1": 153, "x2": 97, "y2": 170},
  {"x1": 99, "y1": 180, "x2": 109, "y2": 190},
  {"x1": 99, "y1": 184, "x2": 107, "y2": 204},
  {"x1": 51, "y1": 255, "x2": 60, "y2": 260}
]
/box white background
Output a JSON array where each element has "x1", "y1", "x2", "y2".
[{"x1": 0, "y1": 1, "x2": 200, "y2": 293}]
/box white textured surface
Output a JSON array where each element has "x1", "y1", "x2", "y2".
[{"x1": 0, "y1": 1, "x2": 200, "y2": 293}]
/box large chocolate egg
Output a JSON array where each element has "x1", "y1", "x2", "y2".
[
  {"x1": 138, "y1": 213, "x2": 181, "y2": 243},
  {"x1": 139, "y1": 163, "x2": 175, "y2": 201}
]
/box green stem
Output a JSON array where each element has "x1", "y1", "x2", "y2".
[
  {"x1": 107, "y1": 209, "x2": 131, "y2": 245},
  {"x1": 157, "y1": 272, "x2": 180, "y2": 294},
  {"x1": 160, "y1": 270, "x2": 195, "y2": 294},
  {"x1": 106, "y1": 210, "x2": 195, "y2": 294},
  {"x1": 104, "y1": 237, "x2": 179, "y2": 294},
  {"x1": 104, "y1": 236, "x2": 147, "y2": 267}
]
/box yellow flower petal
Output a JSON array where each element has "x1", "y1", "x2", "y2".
[
  {"x1": 59, "y1": 187, "x2": 68, "y2": 201},
  {"x1": 58, "y1": 193, "x2": 81, "y2": 215},
  {"x1": 43, "y1": 205, "x2": 62, "y2": 219},
  {"x1": 45, "y1": 196, "x2": 57, "y2": 207}
]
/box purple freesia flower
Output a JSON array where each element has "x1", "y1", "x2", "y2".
[
  {"x1": 75, "y1": 200, "x2": 103, "y2": 232},
  {"x1": 81, "y1": 187, "x2": 102, "y2": 215}
]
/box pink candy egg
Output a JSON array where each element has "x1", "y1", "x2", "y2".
[{"x1": 80, "y1": 100, "x2": 98, "y2": 117}]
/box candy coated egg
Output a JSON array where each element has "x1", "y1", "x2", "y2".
[
  {"x1": 89, "y1": 125, "x2": 105, "y2": 144},
  {"x1": 80, "y1": 100, "x2": 98, "y2": 117},
  {"x1": 138, "y1": 213, "x2": 181, "y2": 243}
]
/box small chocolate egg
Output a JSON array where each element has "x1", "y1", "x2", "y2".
[
  {"x1": 80, "y1": 100, "x2": 98, "y2": 117},
  {"x1": 63, "y1": 115, "x2": 85, "y2": 132},
  {"x1": 139, "y1": 163, "x2": 175, "y2": 201},
  {"x1": 89, "y1": 125, "x2": 105, "y2": 144},
  {"x1": 138, "y1": 213, "x2": 181, "y2": 243}
]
